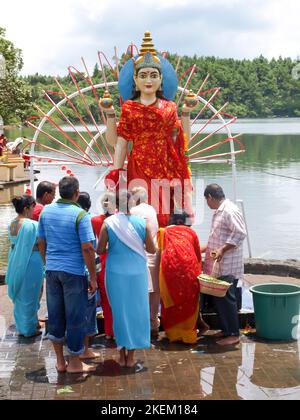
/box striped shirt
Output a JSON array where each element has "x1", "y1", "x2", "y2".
[
  {"x1": 203, "y1": 199, "x2": 247, "y2": 280},
  {"x1": 38, "y1": 201, "x2": 95, "y2": 275}
]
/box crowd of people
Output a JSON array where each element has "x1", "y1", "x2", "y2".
[{"x1": 5, "y1": 176, "x2": 247, "y2": 373}]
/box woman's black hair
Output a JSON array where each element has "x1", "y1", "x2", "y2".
[
  {"x1": 77, "y1": 192, "x2": 91, "y2": 212},
  {"x1": 168, "y1": 210, "x2": 191, "y2": 227},
  {"x1": 131, "y1": 88, "x2": 165, "y2": 101},
  {"x1": 12, "y1": 195, "x2": 36, "y2": 215}
]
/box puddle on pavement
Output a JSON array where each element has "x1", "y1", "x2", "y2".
[
  {"x1": 1, "y1": 321, "x2": 300, "y2": 399},
  {"x1": 197, "y1": 340, "x2": 300, "y2": 400},
  {"x1": 241, "y1": 284, "x2": 254, "y2": 312}
]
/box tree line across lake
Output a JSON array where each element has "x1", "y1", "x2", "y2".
[{"x1": 1, "y1": 27, "x2": 300, "y2": 124}]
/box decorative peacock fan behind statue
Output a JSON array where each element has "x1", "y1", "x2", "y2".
[{"x1": 23, "y1": 31, "x2": 244, "y2": 226}]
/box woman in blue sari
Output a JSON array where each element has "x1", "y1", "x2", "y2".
[
  {"x1": 97, "y1": 191, "x2": 156, "y2": 368},
  {"x1": 6, "y1": 195, "x2": 44, "y2": 337}
]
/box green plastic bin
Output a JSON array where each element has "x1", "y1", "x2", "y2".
[{"x1": 250, "y1": 283, "x2": 300, "y2": 340}]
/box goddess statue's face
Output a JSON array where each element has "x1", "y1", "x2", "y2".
[{"x1": 134, "y1": 67, "x2": 162, "y2": 95}]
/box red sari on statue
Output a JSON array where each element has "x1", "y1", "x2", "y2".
[
  {"x1": 158, "y1": 225, "x2": 201, "y2": 343},
  {"x1": 117, "y1": 99, "x2": 191, "y2": 227}
]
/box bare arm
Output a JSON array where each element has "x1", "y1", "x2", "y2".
[
  {"x1": 201, "y1": 244, "x2": 207, "y2": 254},
  {"x1": 113, "y1": 136, "x2": 128, "y2": 169},
  {"x1": 38, "y1": 239, "x2": 46, "y2": 265},
  {"x1": 145, "y1": 225, "x2": 156, "y2": 254},
  {"x1": 97, "y1": 224, "x2": 108, "y2": 255},
  {"x1": 181, "y1": 106, "x2": 191, "y2": 144},
  {"x1": 105, "y1": 107, "x2": 118, "y2": 147},
  {"x1": 81, "y1": 242, "x2": 97, "y2": 293}
]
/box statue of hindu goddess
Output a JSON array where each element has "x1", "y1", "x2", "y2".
[{"x1": 102, "y1": 32, "x2": 197, "y2": 226}]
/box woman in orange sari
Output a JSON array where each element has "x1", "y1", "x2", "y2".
[
  {"x1": 103, "y1": 32, "x2": 195, "y2": 227},
  {"x1": 158, "y1": 211, "x2": 204, "y2": 344}
]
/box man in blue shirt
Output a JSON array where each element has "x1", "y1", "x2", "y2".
[{"x1": 38, "y1": 176, "x2": 97, "y2": 374}]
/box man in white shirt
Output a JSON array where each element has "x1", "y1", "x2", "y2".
[
  {"x1": 130, "y1": 186, "x2": 160, "y2": 338},
  {"x1": 203, "y1": 184, "x2": 247, "y2": 346}
]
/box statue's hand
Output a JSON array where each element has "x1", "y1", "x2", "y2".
[
  {"x1": 99, "y1": 104, "x2": 115, "y2": 114},
  {"x1": 104, "y1": 168, "x2": 125, "y2": 191},
  {"x1": 181, "y1": 104, "x2": 193, "y2": 119},
  {"x1": 182, "y1": 102, "x2": 197, "y2": 113},
  {"x1": 182, "y1": 104, "x2": 190, "y2": 113}
]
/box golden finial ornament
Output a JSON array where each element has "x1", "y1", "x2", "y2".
[
  {"x1": 134, "y1": 31, "x2": 161, "y2": 71},
  {"x1": 184, "y1": 90, "x2": 198, "y2": 108},
  {"x1": 99, "y1": 90, "x2": 113, "y2": 109},
  {"x1": 139, "y1": 31, "x2": 157, "y2": 56}
]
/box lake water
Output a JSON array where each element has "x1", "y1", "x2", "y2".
[{"x1": 1, "y1": 119, "x2": 300, "y2": 271}]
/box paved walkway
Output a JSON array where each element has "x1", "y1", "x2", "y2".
[{"x1": 0, "y1": 275, "x2": 300, "y2": 400}]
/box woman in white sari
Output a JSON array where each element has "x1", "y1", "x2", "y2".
[{"x1": 97, "y1": 191, "x2": 156, "y2": 368}]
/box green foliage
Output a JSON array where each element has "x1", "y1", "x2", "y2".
[
  {"x1": 1, "y1": 26, "x2": 300, "y2": 124},
  {"x1": 24, "y1": 54, "x2": 300, "y2": 123},
  {"x1": 169, "y1": 54, "x2": 300, "y2": 118},
  {"x1": 0, "y1": 27, "x2": 32, "y2": 123}
]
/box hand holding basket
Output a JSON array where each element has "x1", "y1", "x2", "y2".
[{"x1": 198, "y1": 260, "x2": 231, "y2": 298}]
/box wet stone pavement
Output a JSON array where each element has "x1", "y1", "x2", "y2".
[{"x1": 1, "y1": 281, "x2": 300, "y2": 400}]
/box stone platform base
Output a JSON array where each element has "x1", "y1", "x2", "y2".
[{"x1": 245, "y1": 258, "x2": 300, "y2": 279}]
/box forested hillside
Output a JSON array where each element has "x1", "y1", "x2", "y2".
[{"x1": 23, "y1": 54, "x2": 300, "y2": 122}]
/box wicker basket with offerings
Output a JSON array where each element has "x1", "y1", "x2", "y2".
[{"x1": 198, "y1": 255, "x2": 231, "y2": 298}]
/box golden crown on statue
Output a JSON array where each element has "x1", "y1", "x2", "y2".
[{"x1": 134, "y1": 32, "x2": 161, "y2": 72}]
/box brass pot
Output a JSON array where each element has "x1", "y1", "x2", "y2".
[
  {"x1": 99, "y1": 90, "x2": 113, "y2": 109},
  {"x1": 185, "y1": 90, "x2": 198, "y2": 108}
]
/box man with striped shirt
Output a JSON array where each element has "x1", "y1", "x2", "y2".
[{"x1": 203, "y1": 184, "x2": 247, "y2": 346}]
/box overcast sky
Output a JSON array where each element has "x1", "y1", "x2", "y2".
[{"x1": 1, "y1": 0, "x2": 300, "y2": 76}]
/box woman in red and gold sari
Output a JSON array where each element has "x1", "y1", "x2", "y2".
[
  {"x1": 103, "y1": 32, "x2": 195, "y2": 227},
  {"x1": 158, "y1": 211, "x2": 203, "y2": 344}
]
